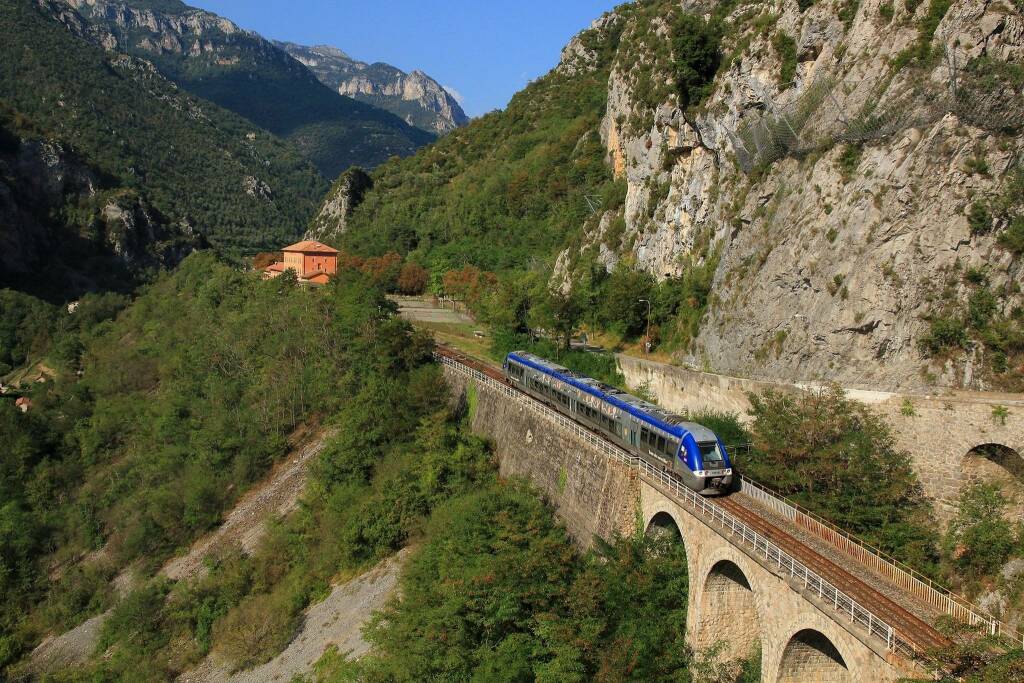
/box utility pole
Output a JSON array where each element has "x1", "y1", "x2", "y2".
[{"x1": 638, "y1": 298, "x2": 651, "y2": 354}]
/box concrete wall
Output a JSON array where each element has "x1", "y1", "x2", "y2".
[
  {"x1": 617, "y1": 354, "x2": 1024, "y2": 521},
  {"x1": 442, "y1": 364, "x2": 916, "y2": 682}
]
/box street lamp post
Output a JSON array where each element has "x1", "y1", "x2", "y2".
[{"x1": 638, "y1": 298, "x2": 651, "y2": 353}]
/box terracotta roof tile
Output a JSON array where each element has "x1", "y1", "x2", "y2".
[{"x1": 282, "y1": 240, "x2": 339, "y2": 254}]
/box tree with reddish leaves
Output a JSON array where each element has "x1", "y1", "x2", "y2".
[
  {"x1": 396, "y1": 262, "x2": 429, "y2": 295},
  {"x1": 360, "y1": 252, "x2": 403, "y2": 291},
  {"x1": 442, "y1": 266, "x2": 498, "y2": 308}
]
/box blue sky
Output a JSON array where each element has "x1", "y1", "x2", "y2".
[{"x1": 188, "y1": 1, "x2": 619, "y2": 117}]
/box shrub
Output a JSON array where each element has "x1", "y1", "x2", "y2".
[
  {"x1": 671, "y1": 13, "x2": 722, "y2": 109},
  {"x1": 968, "y1": 202, "x2": 993, "y2": 235},
  {"x1": 836, "y1": 143, "x2": 863, "y2": 181},
  {"x1": 945, "y1": 484, "x2": 1018, "y2": 574},
  {"x1": 213, "y1": 592, "x2": 296, "y2": 670},
  {"x1": 999, "y1": 216, "x2": 1024, "y2": 255},
  {"x1": 879, "y1": 1, "x2": 895, "y2": 22},
  {"x1": 772, "y1": 32, "x2": 798, "y2": 87},
  {"x1": 918, "y1": 316, "x2": 969, "y2": 355},
  {"x1": 745, "y1": 385, "x2": 939, "y2": 565}
]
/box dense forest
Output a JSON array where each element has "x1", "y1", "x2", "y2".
[
  {"x1": 0, "y1": 0, "x2": 327, "y2": 254},
  {"x1": 0, "y1": 254, "x2": 763, "y2": 681},
  {"x1": 47, "y1": 0, "x2": 435, "y2": 178}
]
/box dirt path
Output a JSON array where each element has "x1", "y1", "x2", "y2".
[
  {"x1": 179, "y1": 549, "x2": 409, "y2": 683},
  {"x1": 27, "y1": 428, "x2": 333, "y2": 675}
]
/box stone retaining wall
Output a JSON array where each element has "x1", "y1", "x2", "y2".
[{"x1": 617, "y1": 354, "x2": 1024, "y2": 521}]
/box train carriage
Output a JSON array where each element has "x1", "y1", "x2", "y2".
[{"x1": 504, "y1": 351, "x2": 733, "y2": 495}]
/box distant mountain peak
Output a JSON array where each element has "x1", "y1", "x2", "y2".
[{"x1": 275, "y1": 41, "x2": 469, "y2": 135}]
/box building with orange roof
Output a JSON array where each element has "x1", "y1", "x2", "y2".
[{"x1": 261, "y1": 240, "x2": 339, "y2": 284}]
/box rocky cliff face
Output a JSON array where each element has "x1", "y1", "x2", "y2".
[
  {"x1": 276, "y1": 41, "x2": 469, "y2": 135},
  {"x1": 554, "y1": 0, "x2": 1024, "y2": 392},
  {"x1": 306, "y1": 167, "x2": 374, "y2": 241},
  {"x1": 0, "y1": 124, "x2": 202, "y2": 299}
]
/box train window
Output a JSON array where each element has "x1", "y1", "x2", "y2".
[
  {"x1": 640, "y1": 428, "x2": 650, "y2": 446},
  {"x1": 656, "y1": 435, "x2": 666, "y2": 453}
]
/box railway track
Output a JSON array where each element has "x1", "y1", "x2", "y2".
[
  {"x1": 715, "y1": 496, "x2": 947, "y2": 653},
  {"x1": 435, "y1": 342, "x2": 948, "y2": 655}
]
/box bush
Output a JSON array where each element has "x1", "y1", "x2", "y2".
[
  {"x1": 213, "y1": 592, "x2": 296, "y2": 670},
  {"x1": 945, "y1": 484, "x2": 1019, "y2": 575},
  {"x1": 671, "y1": 13, "x2": 722, "y2": 109},
  {"x1": 772, "y1": 32, "x2": 798, "y2": 87},
  {"x1": 969, "y1": 201, "x2": 993, "y2": 235},
  {"x1": 918, "y1": 316, "x2": 969, "y2": 355}
]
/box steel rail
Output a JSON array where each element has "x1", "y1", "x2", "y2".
[
  {"x1": 736, "y1": 476, "x2": 1023, "y2": 646},
  {"x1": 436, "y1": 350, "x2": 918, "y2": 658}
]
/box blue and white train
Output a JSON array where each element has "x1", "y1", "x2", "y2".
[{"x1": 504, "y1": 351, "x2": 734, "y2": 495}]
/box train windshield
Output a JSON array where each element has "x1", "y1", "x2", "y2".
[{"x1": 698, "y1": 442, "x2": 725, "y2": 467}]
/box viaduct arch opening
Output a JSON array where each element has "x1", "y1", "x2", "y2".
[
  {"x1": 646, "y1": 510, "x2": 683, "y2": 544},
  {"x1": 777, "y1": 629, "x2": 851, "y2": 683},
  {"x1": 695, "y1": 560, "x2": 761, "y2": 660},
  {"x1": 962, "y1": 443, "x2": 1024, "y2": 518}
]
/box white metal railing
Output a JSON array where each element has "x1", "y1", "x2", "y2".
[
  {"x1": 437, "y1": 354, "x2": 917, "y2": 658},
  {"x1": 736, "y1": 477, "x2": 1024, "y2": 647}
]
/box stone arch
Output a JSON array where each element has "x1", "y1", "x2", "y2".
[
  {"x1": 694, "y1": 559, "x2": 762, "y2": 660},
  {"x1": 962, "y1": 443, "x2": 1024, "y2": 518},
  {"x1": 645, "y1": 510, "x2": 683, "y2": 543},
  {"x1": 777, "y1": 628, "x2": 852, "y2": 683}
]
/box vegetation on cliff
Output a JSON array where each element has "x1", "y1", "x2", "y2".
[
  {"x1": 0, "y1": 253, "x2": 434, "y2": 671},
  {"x1": 49, "y1": 0, "x2": 435, "y2": 178},
  {"x1": 0, "y1": 0, "x2": 327, "y2": 254}
]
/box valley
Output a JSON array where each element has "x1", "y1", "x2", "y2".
[{"x1": 2, "y1": 0, "x2": 1024, "y2": 681}]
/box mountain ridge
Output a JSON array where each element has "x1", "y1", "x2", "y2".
[
  {"x1": 41, "y1": 0, "x2": 435, "y2": 177},
  {"x1": 2, "y1": 0, "x2": 328, "y2": 253},
  {"x1": 276, "y1": 40, "x2": 469, "y2": 135}
]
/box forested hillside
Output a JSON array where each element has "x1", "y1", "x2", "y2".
[
  {"x1": 0, "y1": 104, "x2": 203, "y2": 302},
  {"x1": 0, "y1": 0, "x2": 327, "y2": 254},
  {"x1": 42, "y1": 0, "x2": 436, "y2": 178}
]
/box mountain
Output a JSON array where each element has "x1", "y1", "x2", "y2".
[
  {"x1": 0, "y1": 0, "x2": 329, "y2": 254},
  {"x1": 314, "y1": 0, "x2": 1024, "y2": 393},
  {"x1": 0, "y1": 104, "x2": 203, "y2": 301},
  {"x1": 275, "y1": 41, "x2": 469, "y2": 135},
  {"x1": 41, "y1": 0, "x2": 435, "y2": 177}
]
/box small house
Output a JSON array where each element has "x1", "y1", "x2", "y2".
[{"x1": 261, "y1": 240, "x2": 339, "y2": 284}]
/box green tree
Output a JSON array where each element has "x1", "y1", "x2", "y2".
[{"x1": 745, "y1": 385, "x2": 939, "y2": 567}]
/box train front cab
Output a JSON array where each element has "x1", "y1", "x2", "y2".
[{"x1": 683, "y1": 437, "x2": 733, "y2": 496}]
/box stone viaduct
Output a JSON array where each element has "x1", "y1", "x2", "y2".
[
  {"x1": 441, "y1": 358, "x2": 923, "y2": 682},
  {"x1": 616, "y1": 354, "x2": 1024, "y2": 522}
]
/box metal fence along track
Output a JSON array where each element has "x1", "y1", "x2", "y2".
[
  {"x1": 437, "y1": 352, "x2": 918, "y2": 658},
  {"x1": 737, "y1": 477, "x2": 1024, "y2": 647}
]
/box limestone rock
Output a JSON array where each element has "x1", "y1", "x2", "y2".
[
  {"x1": 553, "y1": 0, "x2": 1024, "y2": 392},
  {"x1": 276, "y1": 41, "x2": 469, "y2": 135}
]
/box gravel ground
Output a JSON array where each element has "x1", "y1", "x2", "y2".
[
  {"x1": 392, "y1": 295, "x2": 474, "y2": 325},
  {"x1": 26, "y1": 428, "x2": 332, "y2": 676},
  {"x1": 178, "y1": 549, "x2": 409, "y2": 683},
  {"x1": 731, "y1": 491, "x2": 945, "y2": 627}
]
